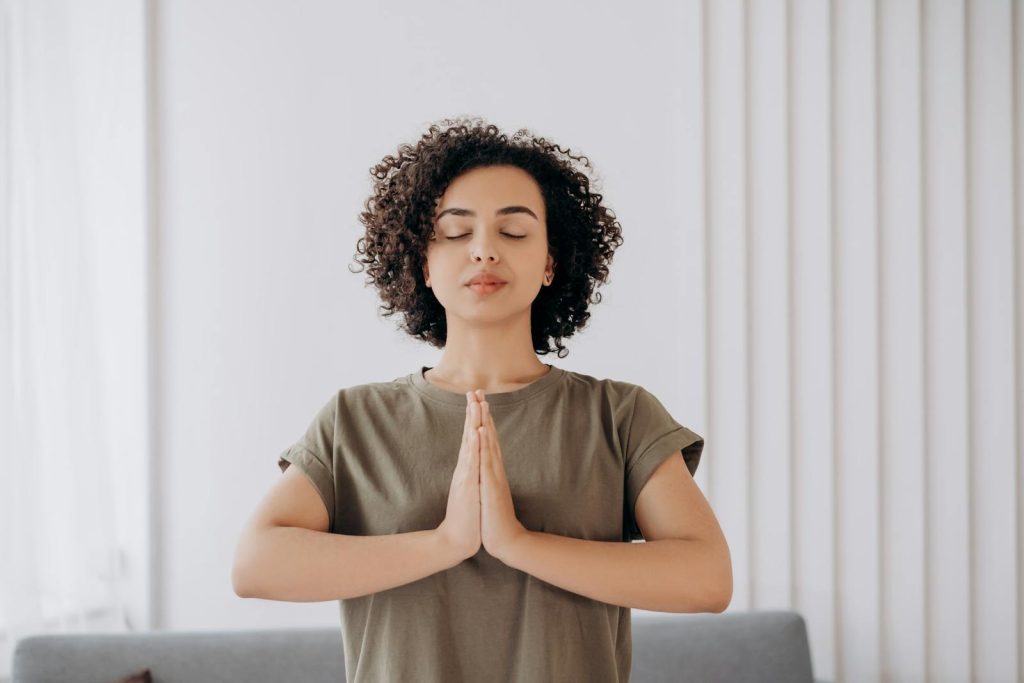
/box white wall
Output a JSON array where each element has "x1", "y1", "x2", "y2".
[
  {"x1": 154, "y1": 2, "x2": 1021, "y2": 682},
  {"x1": 155, "y1": 0, "x2": 704, "y2": 627}
]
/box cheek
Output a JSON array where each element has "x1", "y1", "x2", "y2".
[{"x1": 427, "y1": 252, "x2": 450, "y2": 275}]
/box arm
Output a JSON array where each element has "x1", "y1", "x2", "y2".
[
  {"x1": 498, "y1": 448, "x2": 732, "y2": 613},
  {"x1": 234, "y1": 524, "x2": 461, "y2": 602},
  {"x1": 498, "y1": 533, "x2": 729, "y2": 613},
  {"x1": 232, "y1": 464, "x2": 465, "y2": 601}
]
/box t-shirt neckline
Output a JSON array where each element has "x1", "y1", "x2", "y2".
[{"x1": 409, "y1": 364, "x2": 564, "y2": 406}]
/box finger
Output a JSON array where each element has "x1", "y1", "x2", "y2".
[
  {"x1": 472, "y1": 425, "x2": 480, "y2": 469},
  {"x1": 473, "y1": 401, "x2": 481, "y2": 432},
  {"x1": 482, "y1": 401, "x2": 502, "y2": 464},
  {"x1": 463, "y1": 398, "x2": 479, "y2": 467},
  {"x1": 475, "y1": 425, "x2": 487, "y2": 487},
  {"x1": 478, "y1": 424, "x2": 489, "y2": 474},
  {"x1": 483, "y1": 400, "x2": 495, "y2": 433},
  {"x1": 478, "y1": 405, "x2": 486, "y2": 445},
  {"x1": 462, "y1": 400, "x2": 473, "y2": 448},
  {"x1": 481, "y1": 401, "x2": 494, "y2": 447},
  {"x1": 484, "y1": 426, "x2": 497, "y2": 480}
]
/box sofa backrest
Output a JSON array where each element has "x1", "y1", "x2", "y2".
[{"x1": 12, "y1": 609, "x2": 818, "y2": 682}]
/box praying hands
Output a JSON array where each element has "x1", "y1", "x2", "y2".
[{"x1": 436, "y1": 389, "x2": 527, "y2": 564}]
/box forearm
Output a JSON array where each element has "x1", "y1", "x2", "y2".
[
  {"x1": 233, "y1": 526, "x2": 460, "y2": 602},
  {"x1": 501, "y1": 532, "x2": 731, "y2": 613}
]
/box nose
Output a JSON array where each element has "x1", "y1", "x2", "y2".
[{"x1": 470, "y1": 232, "x2": 499, "y2": 262}]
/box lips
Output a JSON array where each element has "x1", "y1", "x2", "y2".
[
  {"x1": 467, "y1": 281, "x2": 506, "y2": 295},
  {"x1": 466, "y1": 273, "x2": 507, "y2": 286}
]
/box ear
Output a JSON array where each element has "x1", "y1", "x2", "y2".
[{"x1": 423, "y1": 263, "x2": 431, "y2": 287}]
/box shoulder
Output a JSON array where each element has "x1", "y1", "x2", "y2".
[
  {"x1": 290, "y1": 378, "x2": 412, "y2": 454},
  {"x1": 559, "y1": 367, "x2": 647, "y2": 405},
  {"x1": 321, "y1": 374, "x2": 419, "y2": 414}
]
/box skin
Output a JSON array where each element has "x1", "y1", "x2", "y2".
[
  {"x1": 422, "y1": 167, "x2": 731, "y2": 610},
  {"x1": 472, "y1": 388, "x2": 525, "y2": 560},
  {"x1": 421, "y1": 163, "x2": 557, "y2": 558},
  {"x1": 421, "y1": 164, "x2": 557, "y2": 394}
]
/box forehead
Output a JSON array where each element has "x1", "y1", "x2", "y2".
[{"x1": 434, "y1": 165, "x2": 545, "y2": 222}]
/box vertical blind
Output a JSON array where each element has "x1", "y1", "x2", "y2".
[{"x1": 682, "y1": 0, "x2": 1021, "y2": 681}]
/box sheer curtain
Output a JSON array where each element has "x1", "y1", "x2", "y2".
[{"x1": 0, "y1": 0, "x2": 147, "y2": 679}]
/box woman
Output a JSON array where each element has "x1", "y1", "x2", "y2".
[{"x1": 233, "y1": 117, "x2": 732, "y2": 682}]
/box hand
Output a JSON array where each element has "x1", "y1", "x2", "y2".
[
  {"x1": 436, "y1": 392, "x2": 483, "y2": 562},
  {"x1": 472, "y1": 389, "x2": 528, "y2": 562}
]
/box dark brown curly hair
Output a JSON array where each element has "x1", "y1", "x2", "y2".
[{"x1": 349, "y1": 116, "x2": 624, "y2": 359}]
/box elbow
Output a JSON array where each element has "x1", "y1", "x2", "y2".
[
  {"x1": 231, "y1": 530, "x2": 263, "y2": 598},
  {"x1": 231, "y1": 550, "x2": 260, "y2": 598},
  {"x1": 712, "y1": 547, "x2": 733, "y2": 613},
  {"x1": 232, "y1": 565, "x2": 252, "y2": 598},
  {"x1": 672, "y1": 538, "x2": 733, "y2": 613},
  {"x1": 709, "y1": 583, "x2": 732, "y2": 613},
  {"x1": 702, "y1": 577, "x2": 732, "y2": 613},
  {"x1": 705, "y1": 541, "x2": 733, "y2": 613}
]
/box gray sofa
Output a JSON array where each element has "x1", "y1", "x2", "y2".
[{"x1": 12, "y1": 609, "x2": 827, "y2": 682}]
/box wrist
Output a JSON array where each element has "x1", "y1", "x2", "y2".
[
  {"x1": 433, "y1": 525, "x2": 472, "y2": 567},
  {"x1": 493, "y1": 527, "x2": 531, "y2": 566}
]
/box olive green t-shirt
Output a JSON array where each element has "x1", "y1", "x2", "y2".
[{"x1": 277, "y1": 364, "x2": 704, "y2": 683}]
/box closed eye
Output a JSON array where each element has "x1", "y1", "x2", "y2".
[{"x1": 446, "y1": 234, "x2": 526, "y2": 240}]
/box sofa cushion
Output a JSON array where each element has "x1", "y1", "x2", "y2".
[{"x1": 12, "y1": 610, "x2": 822, "y2": 682}]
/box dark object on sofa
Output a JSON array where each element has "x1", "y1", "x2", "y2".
[
  {"x1": 12, "y1": 610, "x2": 828, "y2": 682},
  {"x1": 113, "y1": 669, "x2": 152, "y2": 683}
]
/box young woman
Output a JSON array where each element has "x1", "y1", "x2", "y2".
[{"x1": 233, "y1": 117, "x2": 732, "y2": 682}]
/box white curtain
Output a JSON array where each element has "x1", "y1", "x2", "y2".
[{"x1": 0, "y1": 0, "x2": 143, "y2": 678}]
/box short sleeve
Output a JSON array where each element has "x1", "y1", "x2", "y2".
[
  {"x1": 277, "y1": 393, "x2": 338, "y2": 533},
  {"x1": 622, "y1": 387, "x2": 704, "y2": 542}
]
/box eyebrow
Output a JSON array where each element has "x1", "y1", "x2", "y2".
[{"x1": 434, "y1": 206, "x2": 539, "y2": 222}]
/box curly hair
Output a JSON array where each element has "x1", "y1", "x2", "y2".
[{"x1": 349, "y1": 116, "x2": 624, "y2": 359}]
